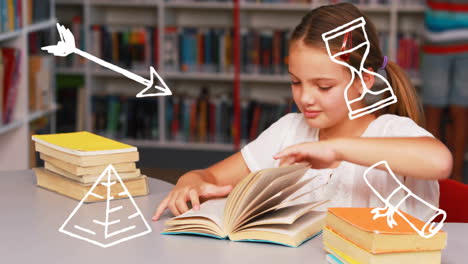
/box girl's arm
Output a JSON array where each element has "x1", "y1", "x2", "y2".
[{"x1": 274, "y1": 137, "x2": 453, "y2": 180}]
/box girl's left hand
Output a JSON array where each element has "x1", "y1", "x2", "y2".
[{"x1": 273, "y1": 141, "x2": 341, "y2": 168}]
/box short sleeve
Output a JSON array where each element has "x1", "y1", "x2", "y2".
[
  {"x1": 383, "y1": 115, "x2": 434, "y2": 138},
  {"x1": 241, "y1": 113, "x2": 298, "y2": 172}
]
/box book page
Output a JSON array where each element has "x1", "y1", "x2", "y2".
[
  {"x1": 241, "y1": 210, "x2": 326, "y2": 236},
  {"x1": 237, "y1": 166, "x2": 313, "y2": 220},
  {"x1": 223, "y1": 171, "x2": 260, "y2": 226},
  {"x1": 228, "y1": 163, "x2": 309, "y2": 228},
  {"x1": 169, "y1": 198, "x2": 226, "y2": 230},
  {"x1": 240, "y1": 201, "x2": 329, "y2": 229},
  {"x1": 233, "y1": 178, "x2": 315, "y2": 229}
]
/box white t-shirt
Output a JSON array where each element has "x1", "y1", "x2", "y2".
[{"x1": 240, "y1": 113, "x2": 439, "y2": 222}]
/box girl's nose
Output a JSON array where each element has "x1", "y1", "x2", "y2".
[{"x1": 300, "y1": 88, "x2": 316, "y2": 106}]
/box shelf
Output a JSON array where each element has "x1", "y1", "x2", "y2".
[
  {"x1": 57, "y1": 0, "x2": 161, "y2": 7},
  {"x1": 0, "y1": 18, "x2": 57, "y2": 42},
  {"x1": 25, "y1": 18, "x2": 58, "y2": 33},
  {"x1": 242, "y1": 3, "x2": 311, "y2": 12},
  {"x1": 94, "y1": 70, "x2": 235, "y2": 81},
  {"x1": 242, "y1": 74, "x2": 290, "y2": 83},
  {"x1": 92, "y1": 67, "x2": 152, "y2": 78},
  {"x1": 0, "y1": 120, "x2": 24, "y2": 135},
  {"x1": 93, "y1": 70, "x2": 292, "y2": 83},
  {"x1": 55, "y1": 0, "x2": 84, "y2": 5},
  {"x1": 28, "y1": 105, "x2": 59, "y2": 123},
  {"x1": 121, "y1": 139, "x2": 235, "y2": 151},
  {"x1": 91, "y1": 0, "x2": 160, "y2": 7},
  {"x1": 397, "y1": 5, "x2": 425, "y2": 13},
  {"x1": 165, "y1": 2, "x2": 394, "y2": 12},
  {"x1": 166, "y1": 2, "x2": 233, "y2": 10},
  {"x1": 0, "y1": 29, "x2": 22, "y2": 42},
  {"x1": 355, "y1": 4, "x2": 392, "y2": 12},
  {"x1": 164, "y1": 71, "x2": 234, "y2": 81},
  {"x1": 0, "y1": 105, "x2": 58, "y2": 136}
]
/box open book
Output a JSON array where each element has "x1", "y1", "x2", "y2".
[{"x1": 162, "y1": 163, "x2": 329, "y2": 247}]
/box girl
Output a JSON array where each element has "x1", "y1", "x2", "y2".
[{"x1": 153, "y1": 3, "x2": 452, "y2": 222}]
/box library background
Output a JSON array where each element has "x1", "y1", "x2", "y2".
[{"x1": 0, "y1": 0, "x2": 467, "y2": 184}]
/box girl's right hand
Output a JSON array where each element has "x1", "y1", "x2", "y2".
[{"x1": 152, "y1": 173, "x2": 232, "y2": 221}]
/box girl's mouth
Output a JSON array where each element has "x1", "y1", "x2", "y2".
[{"x1": 304, "y1": 110, "x2": 321, "y2": 118}]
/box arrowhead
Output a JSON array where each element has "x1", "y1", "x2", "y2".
[
  {"x1": 136, "y1": 67, "x2": 172, "y2": 98},
  {"x1": 41, "y1": 23, "x2": 76, "y2": 57}
]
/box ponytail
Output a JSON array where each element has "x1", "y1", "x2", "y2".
[{"x1": 383, "y1": 61, "x2": 425, "y2": 127}]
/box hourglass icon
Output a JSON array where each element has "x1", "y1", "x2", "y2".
[{"x1": 321, "y1": 17, "x2": 397, "y2": 120}]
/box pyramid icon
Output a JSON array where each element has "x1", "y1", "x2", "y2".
[{"x1": 59, "y1": 164, "x2": 152, "y2": 248}]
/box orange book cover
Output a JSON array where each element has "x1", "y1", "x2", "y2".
[{"x1": 328, "y1": 207, "x2": 442, "y2": 235}]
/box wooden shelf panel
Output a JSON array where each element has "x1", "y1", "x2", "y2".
[
  {"x1": 28, "y1": 105, "x2": 59, "y2": 123},
  {"x1": 166, "y1": 2, "x2": 233, "y2": 10},
  {"x1": 0, "y1": 120, "x2": 23, "y2": 136},
  {"x1": 55, "y1": 0, "x2": 85, "y2": 5},
  {"x1": 25, "y1": 18, "x2": 58, "y2": 34},
  {"x1": 0, "y1": 30, "x2": 22, "y2": 42}
]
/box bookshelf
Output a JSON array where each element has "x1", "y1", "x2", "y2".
[
  {"x1": 54, "y1": 0, "x2": 426, "y2": 153},
  {"x1": 0, "y1": 0, "x2": 58, "y2": 171}
]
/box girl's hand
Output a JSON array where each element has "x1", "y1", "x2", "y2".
[
  {"x1": 273, "y1": 141, "x2": 341, "y2": 168},
  {"x1": 152, "y1": 173, "x2": 232, "y2": 221}
]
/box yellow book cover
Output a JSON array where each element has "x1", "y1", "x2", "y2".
[
  {"x1": 32, "y1": 131, "x2": 137, "y2": 156},
  {"x1": 7, "y1": 0, "x2": 14, "y2": 31}
]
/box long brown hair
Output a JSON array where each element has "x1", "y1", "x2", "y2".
[{"x1": 290, "y1": 3, "x2": 425, "y2": 126}]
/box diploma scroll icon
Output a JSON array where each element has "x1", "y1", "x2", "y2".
[
  {"x1": 363, "y1": 161, "x2": 446, "y2": 238},
  {"x1": 321, "y1": 17, "x2": 397, "y2": 120}
]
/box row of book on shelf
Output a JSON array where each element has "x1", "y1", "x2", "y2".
[
  {"x1": 29, "y1": 31, "x2": 55, "y2": 113},
  {"x1": 397, "y1": 32, "x2": 420, "y2": 78},
  {"x1": 88, "y1": 0, "x2": 428, "y2": 6},
  {"x1": 67, "y1": 0, "x2": 424, "y2": 5},
  {"x1": 58, "y1": 19, "x2": 422, "y2": 77},
  {"x1": 0, "y1": 0, "x2": 51, "y2": 33},
  {"x1": 0, "y1": 47, "x2": 20, "y2": 126},
  {"x1": 89, "y1": 88, "x2": 298, "y2": 145},
  {"x1": 163, "y1": 0, "x2": 393, "y2": 4},
  {"x1": 0, "y1": 30, "x2": 54, "y2": 127},
  {"x1": 161, "y1": 0, "x2": 425, "y2": 5},
  {"x1": 0, "y1": 53, "x2": 55, "y2": 127}
]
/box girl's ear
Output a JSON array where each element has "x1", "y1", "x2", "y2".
[
  {"x1": 361, "y1": 67, "x2": 375, "y2": 94},
  {"x1": 353, "y1": 67, "x2": 376, "y2": 95}
]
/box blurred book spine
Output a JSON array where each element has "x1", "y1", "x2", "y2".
[{"x1": 0, "y1": 47, "x2": 21, "y2": 126}]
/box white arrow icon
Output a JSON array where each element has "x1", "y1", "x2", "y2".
[{"x1": 42, "y1": 23, "x2": 172, "y2": 98}]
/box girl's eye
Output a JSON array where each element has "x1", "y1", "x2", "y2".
[
  {"x1": 319, "y1": 86, "x2": 332, "y2": 90},
  {"x1": 291, "y1": 81, "x2": 301, "y2": 85}
]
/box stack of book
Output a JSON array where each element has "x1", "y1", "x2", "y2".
[
  {"x1": 323, "y1": 207, "x2": 447, "y2": 264},
  {"x1": 32, "y1": 131, "x2": 149, "y2": 203}
]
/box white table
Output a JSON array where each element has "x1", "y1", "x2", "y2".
[{"x1": 0, "y1": 170, "x2": 466, "y2": 264}]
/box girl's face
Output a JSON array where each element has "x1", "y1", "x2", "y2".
[{"x1": 288, "y1": 41, "x2": 362, "y2": 129}]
